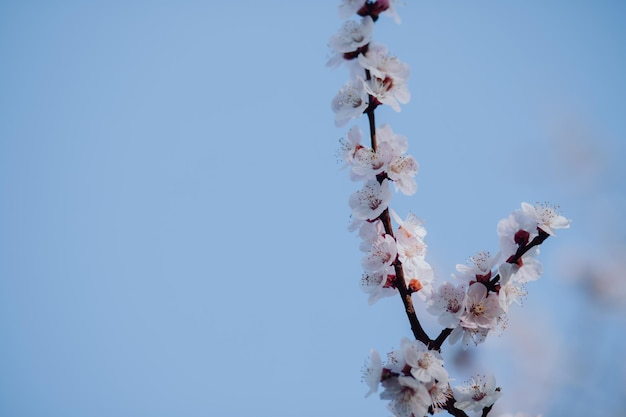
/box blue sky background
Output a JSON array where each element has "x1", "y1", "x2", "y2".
[{"x1": 1, "y1": 1, "x2": 625, "y2": 416}]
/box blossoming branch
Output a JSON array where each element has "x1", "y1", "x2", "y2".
[{"x1": 327, "y1": 2, "x2": 570, "y2": 417}]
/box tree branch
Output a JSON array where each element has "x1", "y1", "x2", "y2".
[{"x1": 364, "y1": 67, "x2": 431, "y2": 346}]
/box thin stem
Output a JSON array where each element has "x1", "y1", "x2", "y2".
[
  {"x1": 481, "y1": 404, "x2": 494, "y2": 417},
  {"x1": 430, "y1": 328, "x2": 453, "y2": 351},
  {"x1": 364, "y1": 69, "x2": 378, "y2": 150},
  {"x1": 512, "y1": 228, "x2": 550, "y2": 262},
  {"x1": 488, "y1": 228, "x2": 550, "y2": 287}
]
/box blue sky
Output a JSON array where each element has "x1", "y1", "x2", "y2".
[{"x1": 1, "y1": 1, "x2": 625, "y2": 416}]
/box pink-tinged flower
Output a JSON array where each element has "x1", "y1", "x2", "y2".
[
  {"x1": 497, "y1": 202, "x2": 570, "y2": 258},
  {"x1": 364, "y1": 75, "x2": 410, "y2": 112},
  {"x1": 388, "y1": 154, "x2": 418, "y2": 195},
  {"x1": 331, "y1": 78, "x2": 368, "y2": 127},
  {"x1": 521, "y1": 202, "x2": 571, "y2": 236},
  {"x1": 358, "y1": 42, "x2": 410, "y2": 82},
  {"x1": 349, "y1": 179, "x2": 393, "y2": 221},
  {"x1": 454, "y1": 251, "x2": 496, "y2": 284},
  {"x1": 377, "y1": 124, "x2": 409, "y2": 156},
  {"x1": 351, "y1": 141, "x2": 393, "y2": 179},
  {"x1": 360, "y1": 266, "x2": 398, "y2": 305},
  {"x1": 448, "y1": 325, "x2": 489, "y2": 348},
  {"x1": 362, "y1": 233, "x2": 397, "y2": 272},
  {"x1": 338, "y1": 125, "x2": 363, "y2": 168},
  {"x1": 328, "y1": 16, "x2": 374, "y2": 54},
  {"x1": 509, "y1": 256, "x2": 543, "y2": 284},
  {"x1": 394, "y1": 220, "x2": 427, "y2": 263},
  {"x1": 338, "y1": 0, "x2": 368, "y2": 19},
  {"x1": 460, "y1": 283, "x2": 504, "y2": 330},
  {"x1": 497, "y1": 263, "x2": 527, "y2": 313},
  {"x1": 391, "y1": 209, "x2": 427, "y2": 241},
  {"x1": 381, "y1": 376, "x2": 431, "y2": 417},
  {"x1": 427, "y1": 282, "x2": 467, "y2": 328},
  {"x1": 358, "y1": 218, "x2": 385, "y2": 251},
  {"x1": 389, "y1": 210, "x2": 433, "y2": 298},
  {"x1": 453, "y1": 374, "x2": 502, "y2": 412},
  {"x1": 362, "y1": 348, "x2": 383, "y2": 397},
  {"x1": 401, "y1": 338, "x2": 448, "y2": 384},
  {"x1": 425, "y1": 378, "x2": 453, "y2": 411}
]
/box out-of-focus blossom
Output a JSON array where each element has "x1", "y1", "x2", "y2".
[
  {"x1": 338, "y1": 0, "x2": 368, "y2": 19},
  {"x1": 363, "y1": 348, "x2": 383, "y2": 397}
]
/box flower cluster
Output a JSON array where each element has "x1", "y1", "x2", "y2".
[
  {"x1": 427, "y1": 202, "x2": 570, "y2": 348},
  {"x1": 363, "y1": 338, "x2": 451, "y2": 417},
  {"x1": 330, "y1": 1, "x2": 429, "y2": 307},
  {"x1": 327, "y1": 2, "x2": 570, "y2": 417},
  {"x1": 329, "y1": 1, "x2": 409, "y2": 127}
]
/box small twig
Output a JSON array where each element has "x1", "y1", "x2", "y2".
[
  {"x1": 430, "y1": 328, "x2": 453, "y2": 351},
  {"x1": 441, "y1": 395, "x2": 469, "y2": 417},
  {"x1": 481, "y1": 404, "x2": 494, "y2": 417},
  {"x1": 363, "y1": 65, "x2": 431, "y2": 346}
]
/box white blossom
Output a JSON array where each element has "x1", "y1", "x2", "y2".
[
  {"x1": 338, "y1": 0, "x2": 367, "y2": 19},
  {"x1": 338, "y1": 125, "x2": 363, "y2": 168},
  {"x1": 521, "y1": 202, "x2": 571, "y2": 236},
  {"x1": 364, "y1": 75, "x2": 410, "y2": 112},
  {"x1": 509, "y1": 256, "x2": 543, "y2": 284},
  {"x1": 349, "y1": 179, "x2": 392, "y2": 221},
  {"x1": 361, "y1": 233, "x2": 397, "y2": 272},
  {"x1": 497, "y1": 263, "x2": 527, "y2": 313},
  {"x1": 363, "y1": 348, "x2": 383, "y2": 397},
  {"x1": 377, "y1": 124, "x2": 409, "y2": 155},
  {"x1": 360, "y1": 266, "x2": 398, "y2": 305},
  {"x1": 401, "y1": 338, "x2": 448, "y2": 384},
  {"x1": 449, "y1": 325, "x2": 489, "y2": 348},
  {"x1": 381, "y1": 376, "x2": 431, "y2": 417},
  {"x1": 453, "y1": 374, "x2": 502, "y2": 412},
  {"x1": 351, "y1": 141, "x2": 393, "y2": 179},
  {"x1": 328, "y1": 16, "x2": 374, "y2": 55},
  {"x1": 403, "y1": 261, "x2": 434, "y2": 300},
  {"x1": 460, "y1": 283, "x2": 504, "y2": 330},
  {"x1": 331, "y1": 77, "x2": 368, "y2": 127},
  {"x1": 358, "y1": 218, "x2": 385, "y2": 251},
  {"x1": 387, "y1": 154, "x2": 418, "y2": 195},
  {"x1": 454, "y1": 251, "x2": 496, "y2": 284},
  {"x1": 358, "y1": 42, "x2": 410, "y2": 82},
  {"x1": 427, "y1": 282, "x2": 466, "y2": 328}
]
